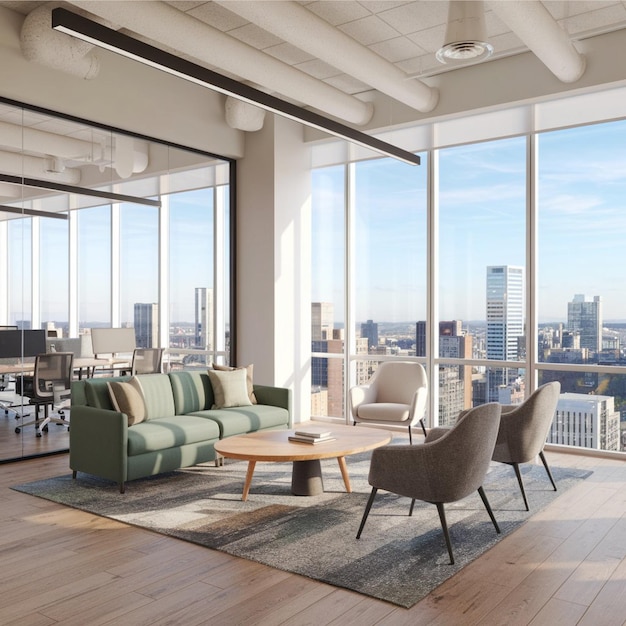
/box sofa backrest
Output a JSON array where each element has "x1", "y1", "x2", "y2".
[
  {"x1": 136, "y1": 373, "x2": 177, "y2": 419},
  {"x1": 75, "y1": 373, "x2": 177, "y2": 420},
  {"x1": 168, "y1": 370, "x2": 214, "y2": 414}
]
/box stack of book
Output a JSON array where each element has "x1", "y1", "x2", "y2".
[{"x1": 288, "y1": 426, "x2": 335, "y2": 444}]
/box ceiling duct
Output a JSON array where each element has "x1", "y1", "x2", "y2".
[
  {"x1": 436, "y1": 1, "x2": 493, "y2": 64},
  {"x1": 20, "y1": 5, "x2": 99, "y2": 79},
  {"x1": 0, "y1": 150, "x2": 81, "y2": 185},
  {"x1": 66, "y1": 0, "x2": 374, "y2": 127},
  {"x1": 488, "y1": 0, "x2": 585, "y2": 83},
  {"x1": 215, "y1": 0, "x2": 438, "y2": 113}
]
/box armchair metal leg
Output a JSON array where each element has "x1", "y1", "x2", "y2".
[
  {"x1": 539, "y1": 450, "x2": 557, "y2": 491},
  {"x1": 511, "y1": 462, "x2": 530, "y2": 511},
  {"x1": 419, "y1": 418, "x2": 427, "y2": 437},
  {"x1": 409, "y1": 499, "x2": 416, "y2": 516},
  {"x1": 356, "y1": 487, "x2": 378, "y2": 539},
  {"x1": 435, "y1": 502, "x2": 455, "y2": 565},
  {"x1": 477, "y1": 486, "x2": 500, "y2": 534},
  {"x1": 408, "y1": 425, "x2": 413, "y2": 445}
]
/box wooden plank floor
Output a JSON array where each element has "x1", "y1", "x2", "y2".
[{"x1": 1, "y1": 450, "x2": 624, "y2": 625}]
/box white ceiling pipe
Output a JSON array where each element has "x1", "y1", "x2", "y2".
[
  {"x1": 488, "y1": 0, "x2": 585, "y2": 83},
  {"x1": 215, "y1": 0, "x2": 438, "y2": 113},
  {"x1": 0, "y1": 150, "x2": 81, "y2": 185},
  {"x1": 0, "y1": 120, "x2": 100, "y2": 161},
  {"x1": 20, "y1": 5, "x2": 99, "y2": 79},
  {"x1": 67, "y1": 0, "x2": 374, "y2": 126},
  {"x1": 0, "y1": 122, "x2": 149, "y2": 178}
]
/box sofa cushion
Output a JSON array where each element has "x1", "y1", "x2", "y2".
[
  {"x1": 169, "y1": 371, "x2": 213, "y2": 414},
  {"x1": 190, "y1": 404, "x2": 289, "y2": 438},
  {"x1": 135, "y1": 373, "x2": 176, "y2": 420},
  {"x1": 127, "y1": 415, "x2": 221, "y2": 456},
  {"x1": 212, "y1": 363, "x2": 257, "y2": 404},
  {"x1": 208, "y1": 368, "x2": 252, "y2": 409},
  {"x1": 107, "y1": 377, "x2": 146, "y2": 425}
]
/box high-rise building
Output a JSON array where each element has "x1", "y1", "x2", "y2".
[
  {"x1": 360, "y1": 319, "x2": 378, "y2": 350},
  {"x1": 567, "y1": 294, "x2": 602, "y2": 353},
  {"x1": 134, "y1": 303, "x2": 158, "y2": 348},
  {"x1": 311, "y1": 302, "x2": 334, "y2": 341},
  {"x1": 195, "y1": 287, "x2": 214, "y2": 350},
  {"x1": 486, "y1": 265, "x2": 524, "y2": 401},
  {"x1": 417, "y1": 320, "x2": 473, "y2": 425},
  {"x1": 551, "y1": 393, "x2": 620, "y2": 451}
]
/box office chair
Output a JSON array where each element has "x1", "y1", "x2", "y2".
[
  {"x1": 15, "y1": 352, "x2": 73, "y2": 437},
  {"x1": 131, "y1": 348, "x2": 164, "y2": 375}
]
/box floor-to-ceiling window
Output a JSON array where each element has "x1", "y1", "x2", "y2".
[
  {"x1": 311, "y1": 92, "x2": 626, "y2": 455},
  {"x1": 0, "y1": 99, "x2": 233, "y2": 462}
]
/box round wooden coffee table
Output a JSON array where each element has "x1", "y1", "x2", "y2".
[{"x1": 214, "y1": 424, "x2": 392, "y2": 500}]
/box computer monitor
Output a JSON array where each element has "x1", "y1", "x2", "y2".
[{"x1": 0, "y1": 329, "x2": 46, "y2": 359}]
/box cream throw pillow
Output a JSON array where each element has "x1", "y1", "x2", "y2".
[
  {"x1": 208, "y1": 368, "x2": 253, "y2": 409},
  {"x1": 212, "y1": 363, "x2": 257, "y2": 404},
  {"x1": 107, "y1": 377, "x2": 147, "y2": 425}
]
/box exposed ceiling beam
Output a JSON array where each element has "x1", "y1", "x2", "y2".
[{"x1": 52, "y1": 8, "x2": 421, "y2": 166}]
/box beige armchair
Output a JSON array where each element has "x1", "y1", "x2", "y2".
[
  {"x1": 349, "y1": 361, "x2": 427, "y2": 444},
  {"x1": 131, "y1": 347, "x2": 164, "y2": 375},
  {"x1": 356, "y1": 402, "x2": 502, "y2": 564}
]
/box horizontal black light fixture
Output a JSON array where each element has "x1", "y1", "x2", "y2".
[
  {"x1": 0, "y1": 173, "x2": 161, "y2": 207},
  {"x1": 0, "y1": 204, "x2": 68, "y2": 220},
  {"x1": 52, "y1": 8, "x2": 420, "y2": 167}
]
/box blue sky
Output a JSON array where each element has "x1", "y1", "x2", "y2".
[{"x1": 312, "y1": 118, "x2": 626, "y2": 324}]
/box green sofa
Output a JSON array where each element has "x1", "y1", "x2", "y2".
[{"x1": 69, "y1": 370, "x2": 292, "y2": 493}]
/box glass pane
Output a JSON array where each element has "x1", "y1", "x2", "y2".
[
  {"x1": 120, "y1": 204, "x2": 158, "y2": 347},
  {"x1": 78, "y1": 206, "x2": 111, "y2": 332},
  {"x1": 439, "y1": 138, "x2": 526, "y2": 403},
  {"x1": 538, "y1": 121, "x2": 626, "y2": 366},
  {"x1": 353, "y1": 157, "x2": 427, "y2": 354},
  {"x1": 311, "y1": 165, "x2": 345, "y2": 418},
  {"x1": 169, "y1": 188, "x2": 214, "y2": 369},
  {"x1": 8, "y1": 218, "x2": 31, "y2": 328},
  {"x1": 40, "y1": 215, "x2": 69, "y2": 336},
  {"x1": 538, "y1": 369, "x2": 622, "y2": 451}
]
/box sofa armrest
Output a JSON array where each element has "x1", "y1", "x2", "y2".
[
  {"x1": 69, "y1": 405, "x2": 128, "y2": 485},
  {"x1": 253, "y1": 384, "x2": 292, "y2": 421}
]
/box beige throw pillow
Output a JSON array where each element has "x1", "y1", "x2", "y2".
[
  {"x1": 212, "y1": 363, "x2": 257, "y2": 404},
  {"x1": 108, "y1": 377, "x2": 147, "y2": 425},
  {"x1": 208, "y1": 368, "x2": 253, "y2": 409}
]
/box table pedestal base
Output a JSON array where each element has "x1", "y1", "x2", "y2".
[{"x1": 291, "y1": 459, "x2": 324, "y2": 496}]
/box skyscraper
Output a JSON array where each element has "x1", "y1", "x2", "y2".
[
  {"x1": 360, "y1": 319, "x2": 378, "y2": 350},
  {"x1": 311, "y1": 302, "x2": 334, "y2": 341},
  {"x1": 195, "y1": 287, "x2": 214, "y2": 350},
  {"x1": 486, "y1": 265, "x2": 524, "y2": 401},
  {"x1": 567, "y1": 294, "x2": 602, "y2": 353},
  {"x1": 134, "y1": 303, "x2": 158, "y2": 348}
]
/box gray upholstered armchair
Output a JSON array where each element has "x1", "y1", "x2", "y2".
[
  {"x1": 356, "y1": 402, "x2": 502, "y2": 564},
  {"x1": 492, "y1": 381, "x2": 561, "y2": 511},
  {"x1": 349, "y1": 361, "x2": 427, "y2": 444}
]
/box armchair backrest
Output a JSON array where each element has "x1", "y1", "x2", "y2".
[
  {"x1": 372, "y1": 361, "x2": 427, "y2": 404},
  {"x1": 424, "y1": 402, "x2": 501, "y2": 502},
  {"x1": 496, "y1": 381, "x2": 561, "y2": 463}
]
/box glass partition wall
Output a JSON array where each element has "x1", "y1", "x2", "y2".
[
  {"x1": 312, "y1": 112, "x2": 626, "y2": 456},
  {"x1": 0, "y1": 99, "x2": 233, "y2": 462}
]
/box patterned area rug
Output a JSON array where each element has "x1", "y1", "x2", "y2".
[{"x1": 12, "y1": 450, "x2": 591, "y2": 608}]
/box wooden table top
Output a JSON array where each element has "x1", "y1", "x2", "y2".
[{"x1": 214, "y1": 423, "x2": 393, "y2": 462}]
